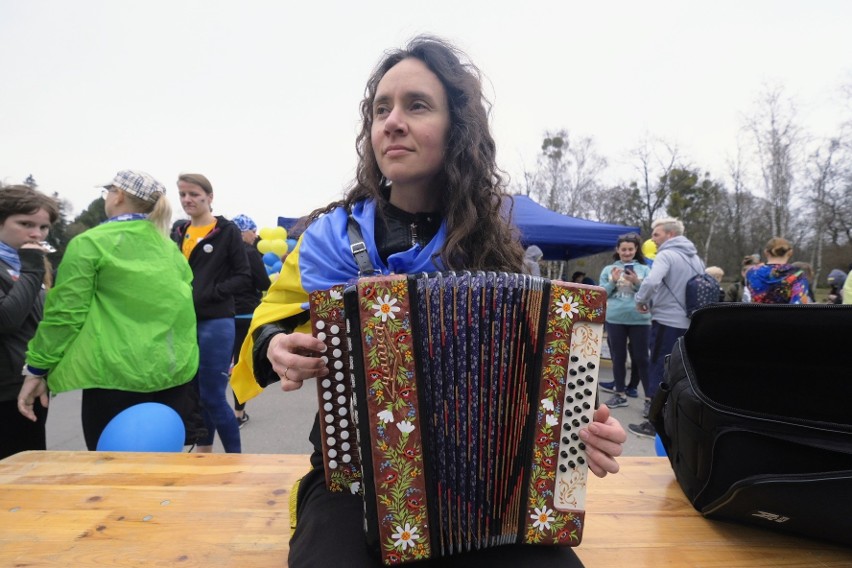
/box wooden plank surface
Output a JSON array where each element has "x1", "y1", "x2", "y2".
[{"x1": 1, "y1": 452, "x2": 850, "y2": 567}]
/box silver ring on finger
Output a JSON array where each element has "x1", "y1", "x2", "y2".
[{"x1": 283, "y1": 366, "x2": 291, "y2": 381}]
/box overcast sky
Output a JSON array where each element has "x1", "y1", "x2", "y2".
[{"x1": 1, "y1": 0, "x2": 850, "y2": 230}]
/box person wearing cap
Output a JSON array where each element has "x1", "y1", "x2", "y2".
[
  {"x1": 229, "y1": 214, "x2": 270, "y2": 427},
  {"x1": 173, "y1": 173, "x2": 250, "y2": 453},
  {"x1": 17, "y1": 170, "x2": 200, "y2": 451}
]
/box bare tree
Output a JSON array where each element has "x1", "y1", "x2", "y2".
[
  {"x1": 745, "y1": 85, "x2": 801, "y2": 238},
  {"x1": 525, "y1": 130, "x2": 608, "y2": 218},
  {"x1": 627, "y1": 136, "x2": 681, "y2": 232}
]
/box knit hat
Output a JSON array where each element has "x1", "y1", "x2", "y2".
[
  {"x1": 101, "y1": 170, "x2": 166, "y2": 202},
  {"x1": 232, "y1": 214, "x2": 257, "y2": 232}
]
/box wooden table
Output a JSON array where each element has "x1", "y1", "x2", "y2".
[{"x1": 0, "y1": 452, "x2": 849, "y2": 567}]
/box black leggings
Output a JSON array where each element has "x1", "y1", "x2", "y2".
[
  {"x1": 0, "y1": 397, "x2": 48, "y2": 460},
  {"x1": 232, "y1": 317, "x2": 251, "y2": 412},
  {"x1": 80, "y1": 382, "x2": 197, "y2": 451}
]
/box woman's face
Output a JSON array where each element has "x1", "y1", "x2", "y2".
[
  {"x1": 371, "y1": 58, "x2": 450, "y2": 197},
  {"x1": 0, "y1": 209, "x2": 51, "y2": 249},
  {"x1": 616, "y1": 241, "x2": 637, "y2": 263},
  {"x1": 178, "y1": 181, "x2": 212, "y2": 218}
]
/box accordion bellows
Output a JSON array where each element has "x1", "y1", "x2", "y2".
[{"x1": 309, "y1": 272, "x2": 606, "y2": 565}]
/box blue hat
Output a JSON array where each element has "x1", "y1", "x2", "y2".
[{"x1": 232, "y1": 214, "x2": 257, "y2": 232}]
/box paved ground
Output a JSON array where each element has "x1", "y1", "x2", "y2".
[{"x1": 44, "y1": 361, "x2": 656, "y2": 458}]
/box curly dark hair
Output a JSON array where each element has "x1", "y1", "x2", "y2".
[{"x1": 311, "y1": 35, "x2": 524, "y2": 272}]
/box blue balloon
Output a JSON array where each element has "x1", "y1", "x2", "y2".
[
  {"x1": 654, "y1": 433, "x2": 667, "y2": 457},
  {"x1": 272, "y1": 260, "x2": 282, "y2": 273},
  {"x1": 265, "y1": 264, "x2": 276, "y2": 275},
  {"x1": 262, "y1": 252, "x2": 280, "y2": 266},
  {"x1": 97, "y1": 402, "x2": 185, "y2": 452},
  {"x1": 286, "y1": 238, "x2": 297, "y2": 249}
]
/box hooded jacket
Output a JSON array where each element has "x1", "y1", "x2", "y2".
[
  {"x1": 173, "y1": 216, "x2": 251, "y2": 320},
  {"x1": 634, "y1": 235, "x2": 704, "y2": 329}
]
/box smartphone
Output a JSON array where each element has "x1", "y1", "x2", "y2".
[{"x1": 624, "y1": 263, "x2": 634, "y2": 274}]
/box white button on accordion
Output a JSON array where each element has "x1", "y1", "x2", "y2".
[{"x1": 309, "y1": 271, "x2": 606, "y2": 565}]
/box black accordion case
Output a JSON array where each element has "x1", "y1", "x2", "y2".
[
  {"x1": 309, "y1": 272, "x2": 607, "y2": 565},
  {"x1": 651, "y1": 303, "x2": 852, "y2": 547}
]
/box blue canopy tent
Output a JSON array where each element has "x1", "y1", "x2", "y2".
[
  {"x1": 506, "y1": 195, "x2": 639, "y2": 261},
  {"x1": 278, "y1": 194, "x2": 638, "y2": 261}
]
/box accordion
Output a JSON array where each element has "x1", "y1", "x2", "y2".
[{"x1": 308, "y1": 272, "x2": 606, "y2": 565}]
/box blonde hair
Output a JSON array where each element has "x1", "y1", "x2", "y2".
[
  {"x1": 705, "y1": 266, "x2": 724, "y2": 283},
  {"x1": 123, "y1": 192, "x2": 173, "y2": 237},
  {"x1": 651, "y1": 217, "x2": 684, "y2": 236}
]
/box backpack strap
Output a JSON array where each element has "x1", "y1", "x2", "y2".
[
  {"x1": 346, "y1": 214, "x2": 377, "y2": 277},
  {"x1": 660, "y1": 249, "x2": 705, "y2": 315}
]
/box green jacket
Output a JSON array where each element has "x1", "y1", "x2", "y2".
[{"x1": 27, "y1": 220, "x2": 199, "y2": 393}]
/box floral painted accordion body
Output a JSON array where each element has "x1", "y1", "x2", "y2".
[{"x1": 308, "y1": 272, "x2": 606, "y2": 565}]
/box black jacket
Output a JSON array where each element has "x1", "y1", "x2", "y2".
[
  {"x1": 0, "y1": 249, "x2": 46, "y2": 401},
  {"x1": 234, "y1": 241, "x2": 270, "y2": 315},
  {"x1": 174, "y1": 216, "x2": 251, "y2": 320}
]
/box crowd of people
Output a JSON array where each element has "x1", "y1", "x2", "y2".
[{"x1": 2, "y1": 33, "x2": 850, "y2": 567}]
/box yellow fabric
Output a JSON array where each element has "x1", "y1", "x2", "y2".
[
  {"x1": 181, "y1": 222, "x2": 215, "y2": 259},
  {"x1": 230, "y1": 239, "x2": 312, "y2": 403},
  {"x1": 289, "y1": 475, "x2": 303, "y2": 532}
]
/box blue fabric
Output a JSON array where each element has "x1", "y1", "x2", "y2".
[
  {"x1": 0, "y1": 241, "x2": 21, "y2": 275},
  {"x1": 647, "y1": 321, "x2": 687, "y2": 399},
  {"x1": 101, "y1": 213, "x2": 148, "y2": 224},
  {"x1": 297, "y1": 199, "x2": 447, "y2": 303},
  {"x1": 196, "y1": 317, "x2": 241, "y2": 452}
]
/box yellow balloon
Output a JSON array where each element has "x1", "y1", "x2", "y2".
[
  {"x1": 259, "y1": 226, "x2": 288, "y2": 241},
  {"x1": 269, "y1": 226, "x2": 288, "y2": 240},
  {"x1": 256, "y1": 239, "x2": 274, "y2": 254},
  {"x1": 269, "y1": 239, "x2": 289, "y2": 257}
]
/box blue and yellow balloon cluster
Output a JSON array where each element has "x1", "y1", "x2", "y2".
[{"x1": 257, "y1": 226, "x2": 297, "y2": 282}]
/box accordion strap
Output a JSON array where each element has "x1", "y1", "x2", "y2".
[{"x1": 347, "y1": 214, "x2": 376, "y2": 277}]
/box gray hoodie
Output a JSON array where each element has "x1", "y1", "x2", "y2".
[{"x1": 634, "y1": 235, "x2": 705, "y2": 329}]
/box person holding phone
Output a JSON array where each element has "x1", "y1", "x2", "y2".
[{"x1": 598, "y1": 233, "x2": 651, "y2": 410}]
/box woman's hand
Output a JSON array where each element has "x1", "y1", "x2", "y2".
[
  {"x1": 579, "y1": 405, "x2": 626, "y2": 477},
  {"x1": 267, "y1": 331, "x2": 329, "y2": 392},
  {"x1": 609, "y1": 267, "x2": 623, "y2": 282},
  {"x1": 17, "y1": 375, "x2": 49, "y2": 421},
  {"x1": 623, "y1": 269, "x2": 641, "y2": 285}
]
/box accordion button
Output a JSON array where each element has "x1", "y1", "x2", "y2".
[
  {"x1": 321, "y1": 379, "x2": 331, "y2": 388},
  {"x1": 562, "y1": 437, "x2": 570, "y2": 444},
  {"x1": 316, "y1": 321, "x2": 326, "y2": 330},
  {"x1": 569, "y1": 369, "x2": 577, "y2": 376},
  {"x1": 331, "y1": 337, "x2": 341, "y2": 346},
  {"x1": 317, "y1": 332, "x2": 327, "y2": 341},
  {"x1": 327, "y1": 437, "x2": 336, "y2": 446},
  {"x1": 584, "y1": 389, "x2": 593, "y2": 396},
  {"x1": 336, "y1": 384, "x2": 345, "y2": 393},
  {"x1": 568, "y1": 460, "x2": 576, "y2": 468},
  {"x1": 338, "y1": 408, "x2": 347, "y2": 417},
  {"x1": 570, "y1": 356, "x2": 579, "y2": 362},
  {"x1": 328, "y1": 449, "x2": 337, "y2": 458},
  {"x1": 343, "y1": 454, "x2": 352, "y2": 463},
  {"x1": 333, "y1": 349, "x2": 342, "y2": 358},
  {"x1": 572, "y1": 419, "x2": 580, "y2": 427},
  {"x1": 323, "y1": 392, "x2": 332, "y2": 401},
  {"x1": 337, "y1": 396, "x2": 347, "y2": 405},
  {"x1": 325, "y1": 415, "x2": 334, "y2": 424},
  {"x1": 574, "y1": 406, "x2": 582, "y2": 413},
  {"x1": 559, "y1": 464, "x2": 568, "y2": 473},
  {"x1": 578, "y1": 366, "x2": 586, "y2": 372},
  {"x1": 576, "y1": 393, "x2": 584, "y2": 400},
  {"x1": 330, "y1": 325, "x2": 340, "y2": 334},
  {"x1": 570, "y1": 447, "x2": 577, "y2": 455},
  {"x1": 324, "y1": 403, "x2": 333, "y2": 411},
  {"x1": 578, "y1": 442, "x2": 586, "y2": 450},
  {"x1": 321, "y1": 356, "x2": 329, "y2": 364},
  {"x1": 335, "y1": 372, "x2": 345, "y2": 381},
  {"x1": 564, "y1": 409, "x2": 572, "y2": 417},
  {"x1": 578, "y1": 457, "x2": 585, "y2": 465},
  {"x1": 341, "y1": 442, "x2": 351, "y2": 451},
  {"x1": 334, "y1": 361, "x2": 344, "y2": 370},
  {"x1": 560, "y1": 451, "x2": 568, "y2": 458},
  {"x1": 341, "y1": 431, "x2": 350, "y2": 440},
  {"x1": 329, "y1": 459, "x2": 338, "y2": 469},
  {"x1": 325, "y1": 425, "x2": 335, "y2": 434},
  {"x1": 582, "y1": 403, "x2": 590, "y2": 410},
  {"x1": 567, "y1": 382, "x2": 576, "y2": 390},
  {"x1": 577, "y1": 379, "x2": 585, "y2": 386},
  {"x1": 340, "y1": 419, "x2": 348, "y2": 428},
  {"x1": 571, "y1": 433, "x2": 579, "y2": 441},
  {"x1": 586, "y1": 375, "x2": 594, "y2": 382},
  {"x1": 563, "y1": 424, "x2": 571, "y2": 431},
  {"x1": 588, "y1": 362, "x2": 596, "y2": 369},
  {"x1": 565, "y1": 396, "x2": 574, "y2": 403}
]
